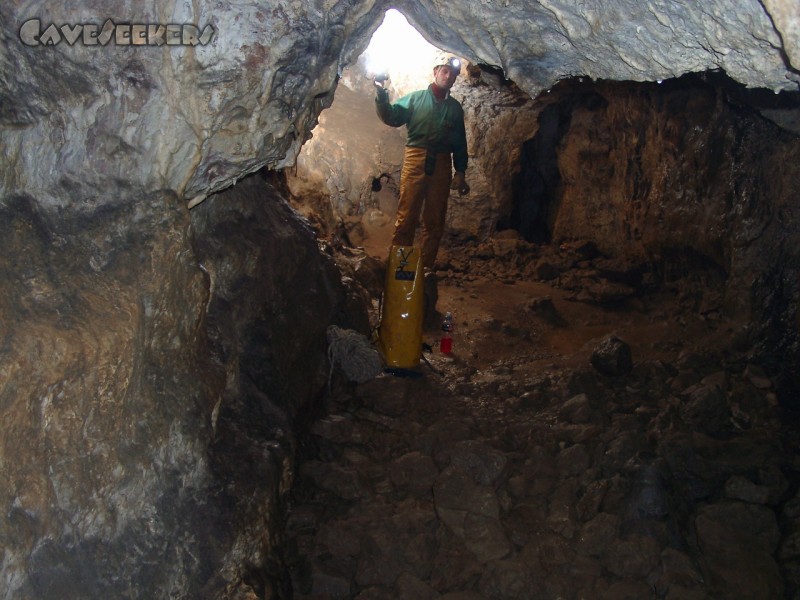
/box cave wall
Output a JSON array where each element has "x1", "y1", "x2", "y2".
[
  {"x1": 1, "y1": 0, "x2": 799, "y2": 597},
  {"x1": 0, "y1": 0, "x2": 386, "y2": 210},
  {"x1": 286, "y1": 72, "x2": 407, "y2": 221},
  {"x1": 547, "y1": 76, "x2": 800, "y2": 374},
  {"x1": 0, "y1": 175, "x2": 360, "y2": 598},
  {"x1": 0, "y1": 191, "x2": 223, "y2": 598},
  {"x1": 189, "y1": 173, "x2": 365, "y2": 598},
  {"x1": 447, "y1": 72, "x2": 542, "y2": 240},
  {"x1": 551, "y1": 77, "x2": 800, "y2": 269}
]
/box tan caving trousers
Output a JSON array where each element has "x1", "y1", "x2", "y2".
[{"x1": 391, "y1": 146, "x2": 453, "y2": 270}]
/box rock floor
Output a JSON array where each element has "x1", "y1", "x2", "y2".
[{"x1": 284, "y1": 240, "x2": 800, "y2": 600}]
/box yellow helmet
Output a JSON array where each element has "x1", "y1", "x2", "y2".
[{"x1": 433, "y1": 51, "x2": 462, "y2": 74}]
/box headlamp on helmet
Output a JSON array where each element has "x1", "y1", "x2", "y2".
[{"x1": 434, "y1": 53, "x2": 462, "y2": 75}]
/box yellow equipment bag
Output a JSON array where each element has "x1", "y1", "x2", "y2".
[{"x1": 378, "y1": 245, "x2": 425, "y2": 370}]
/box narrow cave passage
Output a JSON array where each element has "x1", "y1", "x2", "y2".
[
  {"x1": 3, "y1": 2, "x2": 800, "y2": 599},
  {"x1": 279, "y1": 45, "x2": 800, "y2": 596}
]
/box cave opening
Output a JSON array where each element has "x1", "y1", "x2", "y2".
[
  {"x1": 285, "y1": 7, "x2": 471, "y2": 255},
  {"x1": 361, "y1": 8, "x2": 438, "y2": 81}
]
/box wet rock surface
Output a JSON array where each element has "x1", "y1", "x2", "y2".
[{"x1": 286, "y1": 239, "x2": 800, "y2": 599}]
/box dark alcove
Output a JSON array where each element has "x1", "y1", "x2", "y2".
[{"x1": 506, "y1": 86, "x2": 608, "y2": 243}]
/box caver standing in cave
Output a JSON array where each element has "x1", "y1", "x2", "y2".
[{"x1": 373, "y1": 52, "x2": 471, "y2": 273}]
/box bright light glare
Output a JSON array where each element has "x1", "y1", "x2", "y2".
[{"x1": 363, "y1": 9, "x2": 438, "y2": 79}]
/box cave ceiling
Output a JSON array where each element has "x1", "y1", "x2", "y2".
[{"x1": 0, "y1": 0, "x2": 797, "y2": 211}]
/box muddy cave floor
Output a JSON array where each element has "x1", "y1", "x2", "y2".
[{"x1": 282, "y1": 233, "x2": 800, "y2": 600}]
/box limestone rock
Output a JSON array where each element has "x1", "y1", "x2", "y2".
[
  {"x1": 1, "y1": 1, "x2": 386, "y2": 208},
  {"x1": 724, "y1": 475, "x2": 771, "y2": 504},
  {"x1": 2, "y1": 0, "x2": 797, "y2": 217},
  {"x1": 478, "y1": 558, "x2": 540, "y2": 600},
  {"x1": 679, "y1": 383, "x2": 732, "y2": 439},
  {"x1": 2, "y1": 2, "x2": 800, "y2": 599},
  {"x1": 604, "y1": 534, "x2": 662, "y2": 579},
  {"x1": 578, "y1": 513, "x2": 622, "y2": 557},
  {"x1": 0, "y1": 190, "x2": 221, "y2": 599},
  {"x1": 447, "y1": 440, "x2": 509, "y2": 486},
  {"x1": 590, "y1": 334, "x2": 633, "y2": 377},
  {"x1": 440, "y1": 593, "x2": 487, "y2": 600},
  {"x1": 558, "y1": 393, "x2": 593, "y2": 423},
  {"x1": 0, "y1": 174, "x2": 356, "y2": 597},
  {"x1": 434, "y1": 469, "x2": 501, "y2": 523},
  {"x1": 694, "y1": 501, "x2": 783, "y2": 598},
  {"x1": 390, "y1": 451, "x2": 440, "y2": 497},
  {"x1": 311, "y1": 571, "x2": 352, "y2": 600},
  {"x1": 396, "y1": 572, "x2": 441, "y2": 600},
  {"x1": 433, "y1": 468, "x2": 511, "y2": 562}
]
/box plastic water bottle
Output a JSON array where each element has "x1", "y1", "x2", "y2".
[{"x1": 440, "y1": 312, "x2": 453, "y2": 354}]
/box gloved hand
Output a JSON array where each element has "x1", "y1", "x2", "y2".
[
  {"x1": 373, "y1": 73, "x2": 390, "y2": 88},
  {"x1": 374, "y1": 75, "x2": 389, "y2": 102},
  {"x1": 451, "y1": 171, "x2": 470, "y2": 196}
]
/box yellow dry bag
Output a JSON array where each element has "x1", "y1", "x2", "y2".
[{"x1": 378, "y1": 245, "x2": 425, "y2": 370}]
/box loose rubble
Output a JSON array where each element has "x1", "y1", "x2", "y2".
[{"x1": 285, "y1": 239, "x2": 799, "y2": 600}]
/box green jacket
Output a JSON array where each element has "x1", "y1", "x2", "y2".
[{"x1": 376, "y1": 85, "x2": 468, "y2": 173}]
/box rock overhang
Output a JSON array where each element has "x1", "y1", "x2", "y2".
[{"x1": 0, "y1": 0, "x2": 797, "y2": 211}]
